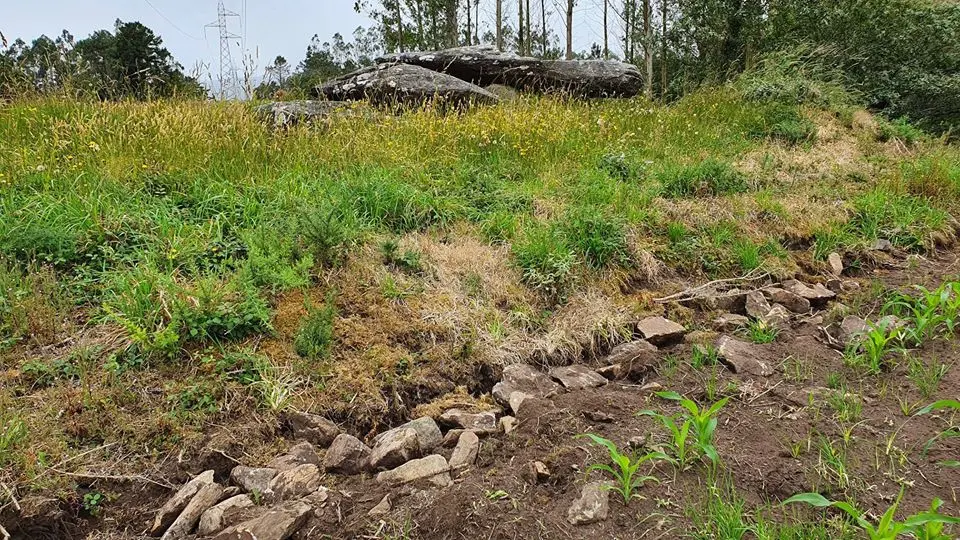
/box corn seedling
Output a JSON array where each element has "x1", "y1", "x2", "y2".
[
  {"x1": 783, "y1": 489, "x2": 960, "y2": 540},
  {"x1": 576, "y1": 434, "x2": 669, "y2": 503},
  {"x1": 915, "y1": 399, "x2": 960, "y2": 464},
  {"x1": 845, "y1": 322, "x2": 903, "y2": 374},
  {"x1": 640, "y1": 391, "x2": 729, "y2": 467}
]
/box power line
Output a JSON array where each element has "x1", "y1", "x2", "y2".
[{"x1": 142, "y1": 0, "x2": 203, "y2": 40}]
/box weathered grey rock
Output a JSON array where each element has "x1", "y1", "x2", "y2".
[
  {"x1": 566, "y1": 482, "x2": 610, "y2": 525},
  {"x1": 500, "y1": 415, "x2": 517, "y2": 434},
  {"x1": 438, "y1": 409, "x2": 498, "y2": 434},
  {"x1": 602, "y1": 339, "x2": 657, "y2": 379},
  {"x1": 745, "y1": 291, "x2": 772, "y2": 319},
  {"x1": 254, "y1": 100, "x2": 361, "y2": 128},
  {"x1": 376, "y1": 454, "x2": 452, "y2": 487},
  {"x1": 374, "y1": 416, "x2": 443, "y2": 453},
  {"x1": 150, "y1": 470, "x2": 215, "y2": 535},
  {"x1": 636, "y1": 316, "x2": 686, "y2": 345},
  {"x1": 161, "y1": 482, "x2": 224, "y2": 540},
  {"x1": 230, "y1": 466, "x2": 278, "y2": 495},
  {"x1": 716, "y1": 336, "x2": 774, "y2": 377},
  {"x1": 198, "y1": 494, "x2": 253, "y2": 536},
  {"x1": 507, "y1": 390, "x2": 533, "y2": 414},
  {"x1": 871, "y1": 239, "x2": 893, "y2": 252},
  {"x1": 369, "y1": 428, "x2": 420, "y2": 471},
  {"x1": 266, "y1": 441, "x2": 321, "y2": 471},
  {"x1": 265, "y1": 464, "x2": 322, "y2": 502},
  {"x1": 378, "y1": 45, "x2": 642, "y2": 98},
  {"x1": 764, "y1": 287, "x2": 811, "y2": 314},
  {"x1": 319, "y1": 63, "x2": 498, "y2": 107},
  {"x1": 838, "y1": 315, "x2": 869, "y2": 346},
  {"x1": 449, "y1": 431, "x2": 480, "y2": 473},
  {"x1": 484, "y1": 83, "x2": 519, "y2": 99},
  {"x1": 828, "y1": 252, "x2": 844, "y2": 276},
  {"x1": 781, "y1": 279, "x2": 836, "y2": 304},
  {"x1": 713, "y1": 313, "x2": 751, "y2": 331},
  {"x1": 285, "y1": 411, "x2": 340, "y2": 447},
  {"x1": 323, "y1": 433, "x2": 371, "y2": 475},
  {"x1": 548, "y1": 365, "x2": 608, "y2": 390},
  {"x1": 368, "y1": 494, "x2": 392, "y2": 516},
  {"x1": 762, "y1": 304, "x2": 793, "y2": 328},
  {"x1": 212, "y1": 500, "x2": 312, "y2": 540},
  {"x1": 492, "y1": 364, "x2": 562, "y2": 407}
]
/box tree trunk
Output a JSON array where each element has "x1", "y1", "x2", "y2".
[
  {"x1": 496, "y1": 0, "x2": 503, "y2": 51},
  {"x1": 465, "y1": 0, "x2": 472, "y2": 45},
  {"x1": 445, "y1": 0, "x2": 458, "y2": 48},
  {"x1": 624, "y1": 0, "x2": 632, "y2": 63},
  {"x1": 603, "y1": 0, "x2": 609, "y2": 59},
  {"x1": 415, "y1": 0, "x2": 424, "y2": 49},
  {"x1": 541, "y1": 0, "x2": 548, "y2": 56},
  {"x1": 518, "y1": 0, "x2": 525, "y2": 54},
  {"x1": 661, "y1": 0, "x2": 667, "y2": 97},
  {"x1": 525, "y1": 0, "x2": 532, "y2": 55},
  {"x1": 644, "y1": 0, "x2": 652, "y2": 98},
  {"x1": 395, "y1": 1, "x2": 404, "y2": 52},
  {"x1": 475, "y1": 0, "x2": 480, "y2": 44},
  {"x1": 565, "y1": 0, "x2": 574, "y2": 60}
]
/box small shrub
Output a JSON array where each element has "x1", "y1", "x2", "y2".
[
  {"x1": 658, "y1": 160, "x2": 749, "y2": 198},
  {"x1": 299, "y1": 203, "x2": 360, "y2": 267},
  {"x1": 512, "y1": 227, "x2": 577, "y2": 300},
  {"x1": 597, "y1": 152, "x2": 637, "y2": 182},
  {"x1": 293, "y1": 296, "x2": 336, "y2": 360},
  {"x1": 878, "y1": 117, "x2": 926, "y2": 146}
]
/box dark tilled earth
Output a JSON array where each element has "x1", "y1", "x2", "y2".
[{"x1": 5, "y1": 250, "x2": 960, "y2": 540}]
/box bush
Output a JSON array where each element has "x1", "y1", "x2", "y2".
[
  {"x1": 298, "y1": 203, "x2": 360, "y2": 267},
  {"x1": 878, "y1": 117, "x2": 926, "y2": 146},
  {"x1": 658, "y1": 160, "x2": 749, "y2": 198},
  {"x1": 512, "y1": 227, "x2": 578, "y2": 300},
  {"x1": 294, "y1": 296, "x2": 336, "y2": 360}
]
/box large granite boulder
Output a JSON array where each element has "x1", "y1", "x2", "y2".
[
  {"x1": 378, "y1": 45, "x2": 642, "y2": 98},
  {"x1": 318, "y1": 63, "x2": 498, "y2": 107}
]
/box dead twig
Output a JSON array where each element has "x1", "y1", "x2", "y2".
[
  {"x1": 0, "y1": 482, "x2": 19, "y2": 513},
  {"x1": 46, "y1": 468, "x2": 176, "y2": 490},
  {"x1": 654, "y1": 270, "x2": 770, "y2": 303}
]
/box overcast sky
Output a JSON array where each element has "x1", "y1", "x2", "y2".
[{"x1": 4, "y1": 1, "x2": 617, "y2": 84}]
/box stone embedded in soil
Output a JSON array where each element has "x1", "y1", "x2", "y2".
[
  {"x1": 438, "y1": 409, "x2": 499, "y2": 435},
  {"x1": 507, "y1": 391, "x2": 533, "y2": 414},
  {"x1": 150, "y1": 469, "x2": 215, "y2": 535},
  {"x1": 374, "y1": 416, "x2": 443, "y2": 453},
  {"x1": 198, "y1": 494, "x2": 253, "y2": 536},
  {"x1": 369, "y1": 428, "x2": 421, "y2": 471},
  {"x1": 763, "y1": 287, "x2": 811, "y2": 314},
  {"x1": 323, "y1": 433, "x2": 371, "y2": 475},
  {"x1": 871, "y1": 239, "x2": 893, "y2": 252},
  {"x1": 837, "y1": 315, "x2": 869, "y2": 346},
  {"x1": 636, "y1": 316, "x2": 686, "y2": 345},
  {"x1": 548, "y1": 365, "x2": 608, "y2": 390},
  {"x1": 492, "y1": 364, "x2": 562, "y2": 408},
  {"x1": 514, "y1": 396, "x2": 557, "y2": 422},
  {"x1": 713, "y1": 313, "x2": 750, "y2": 332},
  {"x1": 500, "y1": 416, "x2": 517, "y2": 434},
  {"x1": 781, "y1": 279, "x2": 836, "y2": 304},
  {"x1": 584, "y1": 410, "x2": 614, "y2": 423},
  {"x1": 265, "y1": 464, "x2": 322, "y2": 502},
  {"x1": 376, "y1": 454, "x2": 452, "y2": 487},
  {"x1": 368, "y1": 494, "x2": 392, "y2": 516},
  {"x1": 212, "y1": 500, "x2": 312, "y2": 540},
  {"x1": 604, "y1": 339, "x2": 658, "y2": 378},
  {"x1": 266, "y1": 441, "x2": 321, "y2": 471},
  {"x1": 161, "y1": 481, "x2": 224, "y2": 540},
  {"x1": 230, "y1": 466, "x2": 279, "y2": 495},
  {"x1": 762, "y1": 304, "x2": 793, "y2": 328},
  {"x1": 566, "y1": 481, "x2": 610, "y2": 525},
  {"x1": 716, "y1": 336, "x2": 774, "y2": 377},
  {"x1": 828, "y1": 252, "x2": 844, "y2": 275},
  {"x1": 449, "y1": 431, "x2": 480, "y2": 472},
  {"x1": 745, "y1": 291, "x2": 772, "y2": 319},
  {"x1": 285, "y1": 410, "x2": 341, "y2": 447}
]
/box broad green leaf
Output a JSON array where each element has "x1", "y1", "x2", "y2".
[{"x1": 782, "y1": 492, "x2": 832, "y2": 507}]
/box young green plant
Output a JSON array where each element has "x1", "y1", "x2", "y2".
[
  {"x1": 639, "y1": 391, "x2": 729, "y2": 468},
  {"x1": 576, "y1": 434, "x2": 669, "y2": 503}
]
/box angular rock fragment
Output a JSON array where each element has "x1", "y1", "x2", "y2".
[
  {"x1": 438, "y1": 409, "x2": 498, "y2": 434},
  {"x1": 323, "y1": 434, "x2": 371, "y2": 475},
  {"x1": 375, "y1": 454, "x2": 452, "y2": 487},
  {"x1": 373, "y1": 416, "x2": 443, "y2": 453},
  {"x1": 548, "y1": 365, "x2": 608, "y2": 390},
  {"x1": 285, "y1": 410, "x2": 340, "y2": 447},
  {"x1": 449, "y1": 431, "x2": 480, "y2": 473},
  {"x1": 716, "y1": 336, "x2": 774, "y2": 377},
  {"x1": 745, "y1": 291, "x2": 772, "y2": 319},
  {"x1": 265, "y1": 464, "x2": 322, "y2": 502},
  {"x1": 636, "y1": 316, "x2": 686, "y2": 345},
  {"x1": 198, "y1": 494, "x2": 253, "y2": 536},
  {"x1": 161, "y1": 482, "x2": 224, "y2": 540},
  {"x1": 763, "y1": 287, "x2": 811, "y2": 314},
  {"x1": 566, "y1": 482, "x2": 610, "y2": 525},
  {"x1": 492, "y1": 364, "x2": 562, "y2": 407},
  {"x1": 230, "y1": 466, "x2": 278, "y2": 495},
  {"x1": 212, "y1": 500, "x2": 312, "y2": 540},
  {"x1": 150, "y1": 470, "x2": 215, "y2": 535},
  {"x1": 369, "y1": 428, "x2": 420, "y2": 471},
  {"x1": 266, "y1": 441, "x2": 321, "y2": 471}
]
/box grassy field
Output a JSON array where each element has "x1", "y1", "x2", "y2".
[{"x1": 1, "y1": 74, "x2": 959, "y2": 535}]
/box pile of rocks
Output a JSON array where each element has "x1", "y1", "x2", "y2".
[{"x1": 149, "y1": 408, "x2": 495, "y2": 539}]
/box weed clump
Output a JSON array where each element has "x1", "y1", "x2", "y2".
[
  {"x1": 512, "y1": 227, "x2": 578, "y2": 300},
  {"x1": 658, "y1": 160, "x2": 749, "y2": 198},
  {"x1": 294, "y1": 296, "x2": 336, "y2": 360}
]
